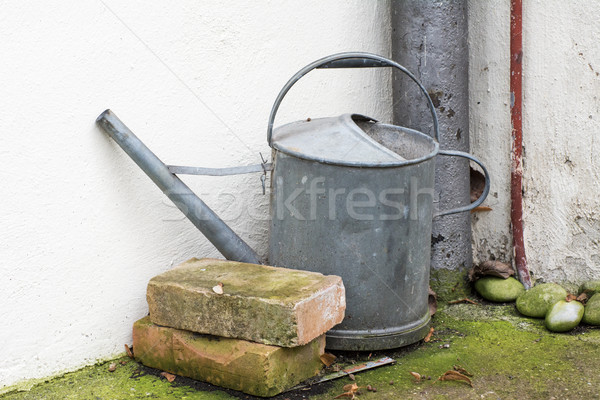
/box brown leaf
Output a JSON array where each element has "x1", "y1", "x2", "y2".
[
  {"x1": 410, "y1": 371, "x2": 422, "y2": 383},
  {"x1": 347, "y1": 373, "x2": 355, "y2": 381},
  {"x1": 124, "y1": 344, "x2": 134, "y2": 359},
  {"x1": 428, "y1": 287, "x2": 438, "y2": 316},
  {"x1": 438, "y1": 370, "x2": 473, "y2": 387},
  {"x1": 468, "y1": 260, "x2": 515, "y2": 282},
  {"x1": 424, "y1": 327, "x2": 434, "y2": 343},
  {"x1": 342, "y1": 383, "x2": 359, "y2": 393},
  {"x1": 453, "y1": 365, "x2": 473, "y2": 377},
  {"x1": 566, "y1": 293, "x2": 577, "y2": 302},
  {"x1": 160, "y1": 372, "x2": 176, "y2": 382},
  {"x1": 212, "y1": 282, "x2": 224, "y2": 295},
  {"x1": 320, "y1": 353, "x2": 336, "y2": 367},
  {"x1": 108, "y1": 363, "x2": 117, "y2": 372},
  {"x1": 577, "y1": 292, "x2": 589, "y2": 304}
]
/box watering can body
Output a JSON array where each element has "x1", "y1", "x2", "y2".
[
  {"x1": 266, "y1": 53, "x2": 489, "y2": 350},
  {"x1": 268, "y1": 122, "x2": 436, "y2": 350}
]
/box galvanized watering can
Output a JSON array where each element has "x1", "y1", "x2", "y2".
[{"x1": 97, "y1": 52, "x2": 490, "y2": 351}]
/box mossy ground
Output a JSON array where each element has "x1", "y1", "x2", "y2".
[{"x1": 4, "y1": 272, "x2": 600, "y2": 400}]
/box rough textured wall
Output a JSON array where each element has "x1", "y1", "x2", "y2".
[
  {"x1": 468, "y1": 0, "x2": 513, "y2": 264},
  {"x1": 0, "y1": 1, "x2": 391, "y2": 390},
  {"x1": 522, "y1": 1, "x2": 600, "y2": 283},
  {"x1": 469, "y1": 0, "x2": 600, "y2": 284}
]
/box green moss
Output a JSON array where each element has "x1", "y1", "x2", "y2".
[
  {"x1": 151, "y1": 258, "x2": 327, "y2": 303},
  {"x1": 545, "y1": 300, "x2": 584, "y2": 332},
  {"x1": 5, "y1": 303, "x2": 600, "y2": 399},
  {"x1": 1, "y1": 357, "x2": 234, "y2": 400},
  {"x1": 310, "y1": 303, "x2": 600, "y2": 399},
  {"x1": 429, "y1": 268, "x2": 472, "y2": 302},
  {"x1": 474, "y1": 276, "x2": 525, "y2": 302},
  {"x1": 583, "y1": 293, "x2": 600, "y2": 325},
  {"x1": 516, "y1": 283, "x2": 567, "y2": 318},
  {"x1": 580, "y1": 280, "x2": 600, "y2": 296}
]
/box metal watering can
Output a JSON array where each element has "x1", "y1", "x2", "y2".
[{"x1": 97, "y1": 52, "x2": 490, "y2": 351}]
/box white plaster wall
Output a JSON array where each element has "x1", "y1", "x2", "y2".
[
  {"x1": 522, "y1": 0, "x2": 600, "y2": 283},
  {"x1": 468, "y1": 1, "x2": 513, "y2": 263},
  {"x1": 0, "y1": 1, "x2": 391, "y2": 390},
  {"x1": 469, "y1": 0, "x2": 600, "y2": 283}
]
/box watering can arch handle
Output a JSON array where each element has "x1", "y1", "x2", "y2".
[
  {"x1": 434, "y1": 149, "x2": 491, "y2": 218},
  {"x1": 266, "y1": 52, "x2": 440, "y2": 146}
]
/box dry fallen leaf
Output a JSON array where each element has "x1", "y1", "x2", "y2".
[
  {"x1": 410, "y1": 371, "x2": 422, "y2": 383},
  {"x1": 160, "y1": 372, "x2": 176, "y2": 382},
  {"x1": 335, "y1": 383, "x2": 360, "y2": 399},
  {"x1": 342, "y1": 383, "x2": 359, "y2": 392},
  {"x1": 577, "y1": 292, "x2": 589, "y2": 303},
  {"x1": 453, "y1": 365, "x2": 473, "y2": 377},
  {"x1": 566, "y1": 293, "x2": 577, "y2": 302},
  {"x1": 471, "y1": 206, "x2": 493, "y2": 213},
  {"x1": 212, "y1": 282, "x2": 224, "y2": 295},
  {"x1": 468, "y1": 260, "x2": 515, "y2": 282},
  {"x1": 320, "y1": 353, "x2": 336, "y2": 367},
  {"x1": 108, "y1": 363, "x2": 116, "y2": 372},
  {"x1": 424, "y1": 327, "x2": 434, "y2": 343},
  {"x1": 438, "y1": 370, "x2": 473, "y2": 387},
  {"x1": 347, "y1": 373, "x2": 355, "y2": 381},
  {"x1": 428, "y1": 287, "x2": 438, "y2": 316},
  {"x1": 124, "y1": 344, "x2": 134, "y2": 359}
]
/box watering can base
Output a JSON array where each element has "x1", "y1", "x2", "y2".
[{"x1": 324, "y1": 313, "x2": 431, "y2": 351}]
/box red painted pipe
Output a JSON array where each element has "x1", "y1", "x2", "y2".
[{"x1": 510, "y1": 0, "x2": 532, "y2": 289}]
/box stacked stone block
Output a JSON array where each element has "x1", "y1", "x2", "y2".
[{"x1": 133, "y1": 258, "x2": 346, "y2": 397}]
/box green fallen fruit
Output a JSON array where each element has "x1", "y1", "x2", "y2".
[
  {"x1": 545, "y1": 300, "x2": 584, "y2": 332},
  {"x1": 580, "y1": 280, "x2": 600, "y2": 296},
  {"x1": 516, "y1": 283, "x2": 567, "y2": 318},
  {"x1": 583, "y1": 293, "x2": 600, "y2": 326},
  {"x1": 474, "y1": 276, "x2": 525, "y2": 302}
]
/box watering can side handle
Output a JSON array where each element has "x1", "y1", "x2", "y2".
[
  {"x1": 266, "y1": 52, "x2": 439, "y2": 145},
  {"x1": 433, "y1": 150, "x2": 491, "y2": 218}
]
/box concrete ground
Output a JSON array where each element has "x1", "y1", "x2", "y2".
[{"x1": 3, "y1": 298, "x2": 600, "y2": 400}]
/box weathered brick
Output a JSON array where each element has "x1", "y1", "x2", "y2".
[
  {"x1": 132, "y1": 317, "x2": 325, "y2": 397},
  {"x1": 147, "y1": 258, "x2": 345, "y2": 347}
]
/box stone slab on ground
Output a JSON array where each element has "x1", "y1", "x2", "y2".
[
  {"x1": 132, "y1": 317, "x2": 325, "y2": 397},
  {"x1": 147, "y1": 258, "x2": 345, "y2": 347}
]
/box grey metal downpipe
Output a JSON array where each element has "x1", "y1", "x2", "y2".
[
  {"x1": 96, "y1": 110, "x2": 262, "y2": 265},
  {"x1": 391, "y1": 1, "x2": 472, "y2": 271}
]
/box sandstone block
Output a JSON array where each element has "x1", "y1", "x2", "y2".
[
  {"x1": 133, "y1": 317, "x2": 325, "y2": 397},
  {"x1": 147, "y1": 258, "x2": 345, "y2": 347}
]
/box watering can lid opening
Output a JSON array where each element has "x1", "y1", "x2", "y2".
[{"x1": 270, "y1": 114, "x2": 438, "y2": 167}]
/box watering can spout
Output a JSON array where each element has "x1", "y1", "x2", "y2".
[{"x1": 96, "y1": 109, "x2": 262, "y2": 265}]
